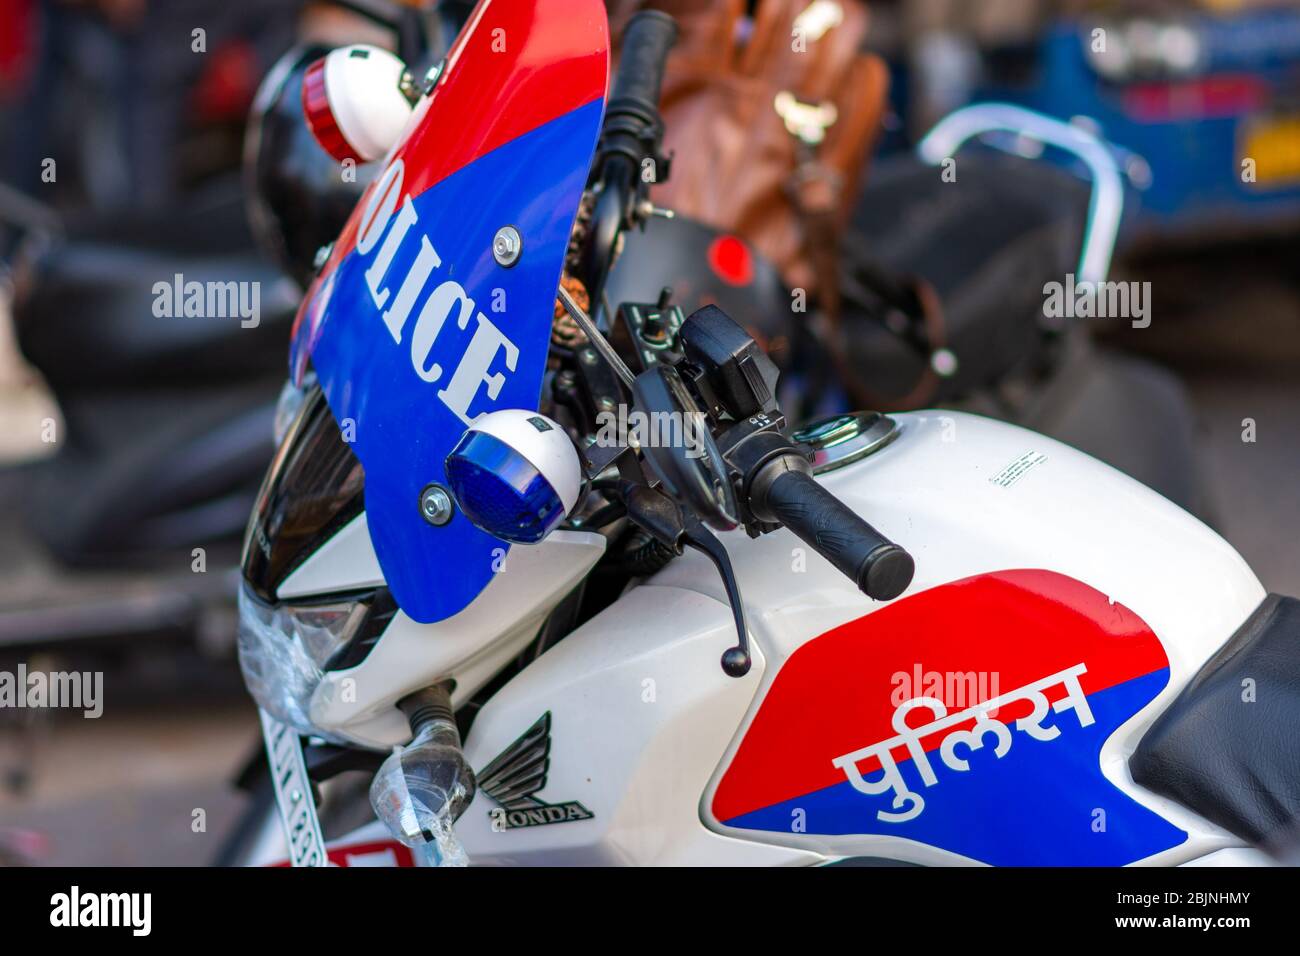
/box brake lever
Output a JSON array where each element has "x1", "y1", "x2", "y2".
[
  {"x1": 620, "y1": 483, "x2": 752, "y2": 678},
  {"x1": 679, "y1": 511, "x2": 752, "y2": 678}
]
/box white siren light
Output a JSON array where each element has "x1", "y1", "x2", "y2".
[{"x1": 302, "y1": 44, "x2": 414, "y2": 164}]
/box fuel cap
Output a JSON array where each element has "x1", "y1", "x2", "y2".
[{"x1": 792, "y1": 412, "x2": 899, "y2": 475}]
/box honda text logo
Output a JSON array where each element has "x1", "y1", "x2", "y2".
[
  {"x1": 355, "y1": 158, "x2": 521, "y2": 425},
  {"x1": 478, "y1": 712, "x2": 595, "y2": 831}
]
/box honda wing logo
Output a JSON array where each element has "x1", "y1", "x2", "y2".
[{"x1": 478, "y1": 712, "x2": 594, "y2": 830}]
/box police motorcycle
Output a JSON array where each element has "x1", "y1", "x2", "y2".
[{"x1": 228, "y1": 1, "x2": 1300, "y2": 867}]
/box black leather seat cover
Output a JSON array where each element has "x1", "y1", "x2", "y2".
[{"x1": 1131, "y1": 595, "x2": 1300, "y2": 849}]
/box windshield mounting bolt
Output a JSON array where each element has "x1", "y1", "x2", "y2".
[
  {"x1": 420, "y1": 484, "x2": 454, "y2": 526},
  {"x1": 421, "y1": 58, "x2": 446, "y2": 94},
  {"x1": 493, "y1": 226, "x2": 522, "y2": 267}
]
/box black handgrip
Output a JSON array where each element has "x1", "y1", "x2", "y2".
[
  {"x1": 758, "y1": 469, "x2": 914, "y2": 601},
  {"x1": 609, "y1": 11, "x2": 678, "y2": 118}
]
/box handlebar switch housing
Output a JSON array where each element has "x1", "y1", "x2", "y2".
[
  {"x1": 722, "y1": 426, "x2": 806, "y2": 535},
  {"x1": 678, "y1": 305, "x2": 781, "y2": 421}
]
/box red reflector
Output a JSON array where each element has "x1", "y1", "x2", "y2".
[
  {"x1": 301, "y1": 57, "x2": 363, "y2": 163},
  {"x1": 707, "y1": 235, "x2": 755, "y2": 287}
]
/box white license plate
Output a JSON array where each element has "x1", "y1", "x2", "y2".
[{"x1": 259, "y1": 709, "x2": 329, "y2": 867}]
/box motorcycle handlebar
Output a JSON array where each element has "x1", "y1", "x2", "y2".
[
  {"x1": 749, "y1": 461, "x2": 914, "y2": 601},
  {"x1": 608, "y1": 11, "x2": 677, "y2": 122},
  {"x1": 583, "y1": 11, "x2": 677, "y2": 298}
]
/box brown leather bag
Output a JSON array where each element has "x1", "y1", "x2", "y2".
[{"x1": 608, "y1": 0, "x2": 890, "y2": 299}]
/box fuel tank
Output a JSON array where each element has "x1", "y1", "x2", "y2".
[{"x1": 454, "y1": 410, "x2": 1267, "y2": 865}]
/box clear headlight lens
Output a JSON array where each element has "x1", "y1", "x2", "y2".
[{"x1": 236, "y1": 585, "x2": 368, "y2": 739}]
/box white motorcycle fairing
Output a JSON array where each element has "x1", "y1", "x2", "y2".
[
  {"x1": 276, "y1": 525, "x2": 607, "y2": 747},
  {"x1": 448, "y1": 410, "x2": 1267, "y2": 866},
  {"x1": 243, "y1": 410, "x2": 1271, "y2": 866}
]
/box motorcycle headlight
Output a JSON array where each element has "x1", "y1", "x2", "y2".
[
  {"x1": 240, "y1": 380, "x2": 395, "y2": 739},
  {"x1": 237, "y1": 585, "x2": 395, "y2": 739}
]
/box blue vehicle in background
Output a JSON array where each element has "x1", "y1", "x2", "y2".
[{"x1": 974, "y1": 6, "x2": 1300, "y2": 241}]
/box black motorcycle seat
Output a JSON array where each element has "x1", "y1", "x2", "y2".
[
  {"x1": 1131, "y1": 594, "x2": 1300, "y2": 851},
  {"x1": 17, "y1": 241, "x2": 298, "y2": 390},
  {"x1": 844, "y1": 151, "x2": 1092, "y2": 401},
  {"x1": 14, "y1": 185, "x2": 299, "y2": 390}
]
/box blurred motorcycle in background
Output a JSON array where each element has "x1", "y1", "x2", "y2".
[{"x1": 0, "y1": 1, "x2": 302, "y2": 656}]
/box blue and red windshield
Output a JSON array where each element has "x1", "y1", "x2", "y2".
[{"x1": 287, "y1": 0, "x2": 608, "y2": 623}]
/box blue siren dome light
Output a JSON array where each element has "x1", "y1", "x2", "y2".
[{"x1": 444, "y1": 409, "x2": 582, "y2": 544}]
